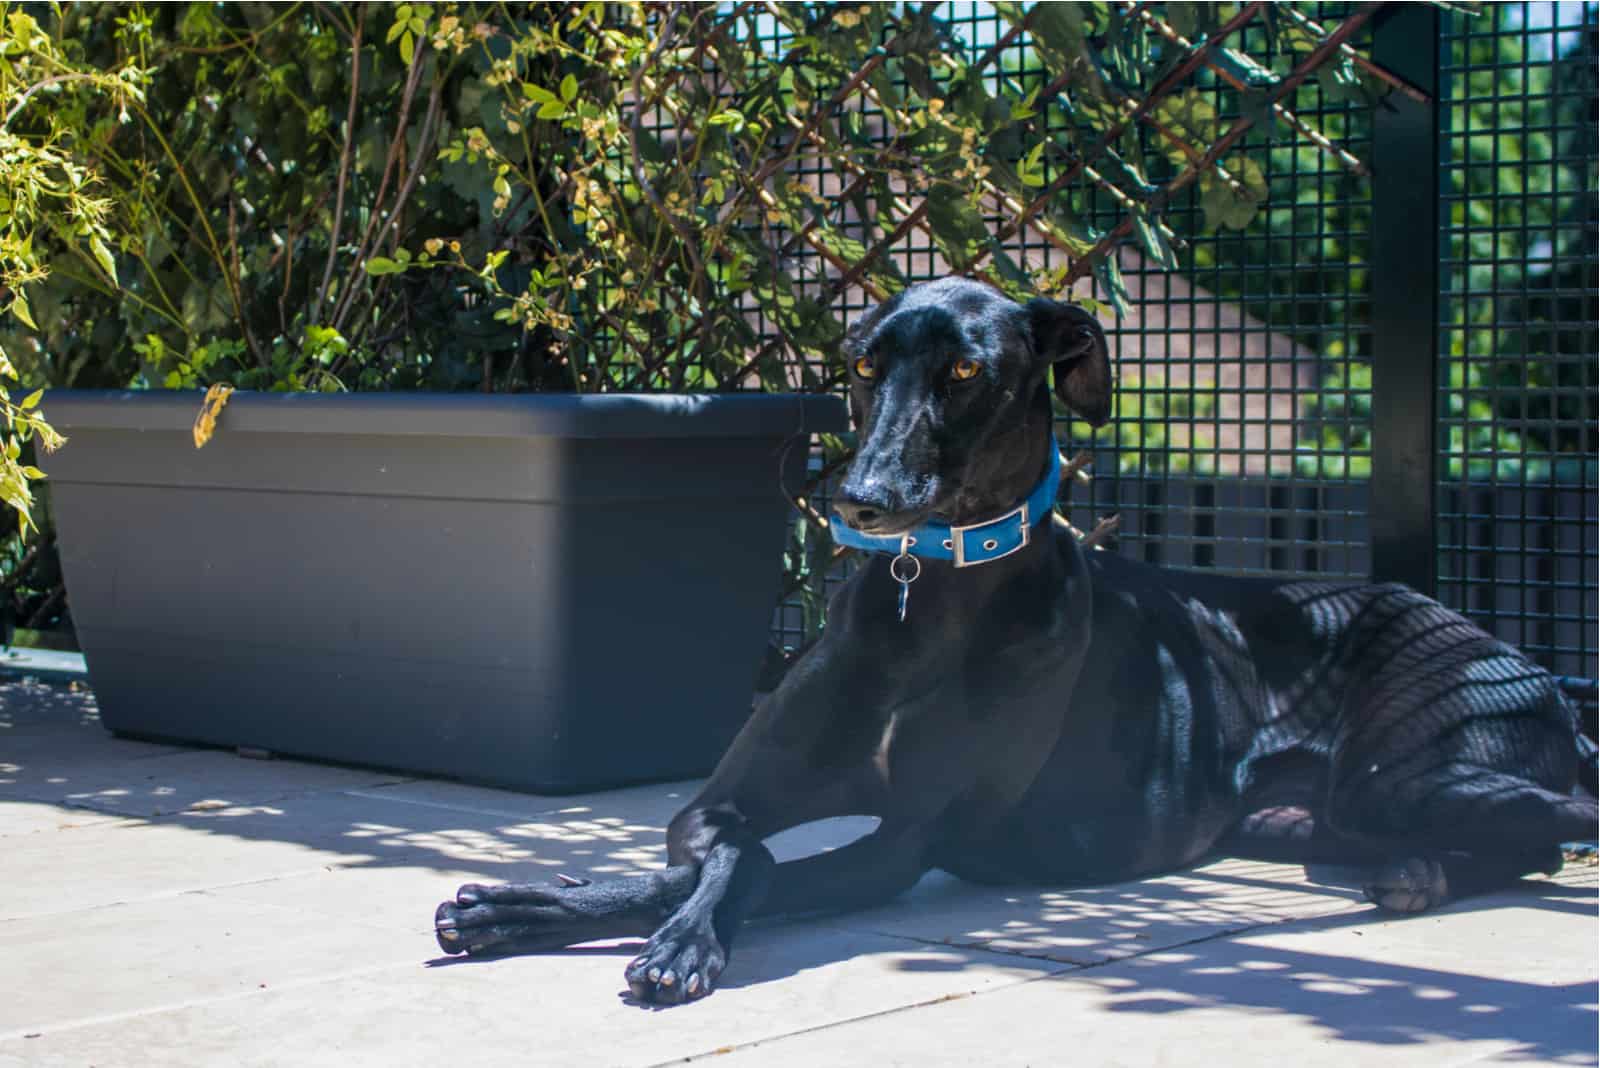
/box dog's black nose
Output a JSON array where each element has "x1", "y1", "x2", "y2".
[{"x1": 833, "y1": 490, "x2": 921, "y2": 536}]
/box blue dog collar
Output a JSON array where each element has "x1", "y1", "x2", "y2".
[{"x1": 829, "y1": 442, "x2": 1063, "y2": 568}]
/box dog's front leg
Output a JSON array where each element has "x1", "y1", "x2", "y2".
[
  {"x1": 624, "y1": 813, "x2": 933, "y2": 1002},
  {"x1": 623, "y1": 833, "x2": 775, "y2": 1003},
  {"x1": 435, "y1": 864, "x2": 702, "y2": 957}
]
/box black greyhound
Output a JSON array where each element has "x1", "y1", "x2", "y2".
[{"x1": 435, "y1": 277, "x2": 1598, "y2": 1004}]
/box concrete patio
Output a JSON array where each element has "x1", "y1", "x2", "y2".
[{"x1": 2, "y1": 673, "x2": 1595, "y2": 1067}]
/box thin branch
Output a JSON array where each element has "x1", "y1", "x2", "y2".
[
  {"x1": 1063, "y1": 3, "x2": 1384, "y2": 287},
  {"x1": 329, "y1": 35, "x2": 430, "y2": 331},
  {"x1": 1, "y1": 73, "x2": 112, "y2": 131},
  {"x1": 1281, "y1": 5, "x2": 1431, "y2": 104},
  {"x1": 625, "y1": 7, "x2": 705, "y2": 325},
  {"x1": 226, "y1": 194, "x2": 265, "y2": 366},
  {"x1": 331, "y1": 75, "x2": 444, "y2": 336},
  {"x1": 1124, "y1": 2, "x2": 1369, "y2": 178},
  {"x1": 968, "y1": 1, "x2": 1268, "y2": 270},
  {"x1": 311, "y1": 4, "x2": 364, "y2": 329}
]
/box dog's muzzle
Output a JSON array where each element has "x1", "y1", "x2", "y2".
[{"x1": 829, "y1": 442, "x2": 1062, "y2": 569}]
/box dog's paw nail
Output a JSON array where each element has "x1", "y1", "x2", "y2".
[
  {"x1": 686, "y1": 973, "x2": 701, "y2": 995},
  {"x1": 555, "y1": 872, "x2": 590, "y2": 887},
  {"x1": 660, "y1": 970, "x2": 676, "y2": 987},
  {"x1": 648, "y1": 967, "x2": 661, "y2": 983}
]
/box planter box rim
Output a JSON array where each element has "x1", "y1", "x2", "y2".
[{"x1": 43, "y1": 389, "x2": 848, "y2": 440}]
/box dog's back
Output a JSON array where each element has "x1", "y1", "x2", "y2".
[{"x1": 939, "y1": 546, "x2": 1593, "y2": 887}]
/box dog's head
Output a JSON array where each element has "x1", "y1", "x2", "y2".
[{"x1": 834, "y1": 277, "x2": 1111, "y2": 536}]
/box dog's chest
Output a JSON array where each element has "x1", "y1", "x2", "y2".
[{"x1": 867, "y1": 643, "x2": 1079, "y2": 793}]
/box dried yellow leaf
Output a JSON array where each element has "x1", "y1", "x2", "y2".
[{"x1": 192, "y1": 384, "x2": 234, "y2": 449}]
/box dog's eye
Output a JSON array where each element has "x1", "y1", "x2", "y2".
[
  {"x1": 853, "y1": 355, "x2": 876, "y2": 379},
  {"x1": 951, "y1": 358, "x2": 981, "y2": 382}
]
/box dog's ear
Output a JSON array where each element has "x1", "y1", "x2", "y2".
[{"x1": 1026, "y1": 298, "x2": 1112, "y2": 428}]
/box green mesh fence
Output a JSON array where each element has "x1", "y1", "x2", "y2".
[{"x1": 764, "y1": 3, "x2": 1596, "y2": 704}]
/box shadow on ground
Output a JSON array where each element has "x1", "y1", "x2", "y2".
[{"x1": 3, "y1": 675, "x2": 1595, "y2": 1059}]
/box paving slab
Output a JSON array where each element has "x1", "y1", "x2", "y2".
[
  {"x1": 347, "y1": 776, "x2": 702, "y2": 824},
  {"x1": 0, "y1": 924, "x2": 1060, "y2": 1067},
  {"x1": 1, "y1": 814, "x2": 383, "y2": 922},
  {"x1": 2, "y1": 742, "x2": 409, "y2": 818},
  {"x1": 709, "y1": 874, "x2": 1599, "y2": 1068},
  {"x1": 1, "y1": 677, "x2": 1594, "y2": 1067},
  {"x1": 0, "y1": 781, "x2": 680, "y2": 925},
  {"x1": 0, "y1": 892, "x2": 415, "y2": 1038},
  {"x1": 0, "y1": 679, "x2": 98, "y2": 732},
  {"x1": 0, "y1": 799, "x2": 134, "y2": 838},
  {"x1": 817, "y1": 857, "x2": 1371, "y2": 966}
]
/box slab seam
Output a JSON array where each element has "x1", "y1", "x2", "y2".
[
  {"x1": 659, "y1": 913, "x2": 1354, "y2": 1066},
  {"x1": 0, "y1": 958, "x2": 426, "y2": 1043}
]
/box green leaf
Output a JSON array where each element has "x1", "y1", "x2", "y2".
[
  {"x1": 90, "y1": 235, "x2": 118, "y2": 284},
  {"x1": 1010, "y1": 86, "x2": 1040, "y2": 121},
  {"x1": 1093, "y1": 255, "x2": 1131, "y2": 321},
  {"x1": 400, "y1": 30, "x2": 415, "y2": 65},
  {"x1": 1133, "y1": 214, "x2": 1178, "y2": 271},
  {"x1": 1198, "y1": 156, "x2": 1267, "y2": 232},
  {"x1": 1023, "y1": 1, "x2": 1085, "y2": 72},
  {"x1": 20, "y1": 389, "x2": 42, "y2": 410},
  {"x1": 10, "y1": 294, "x2": 36, "y2": 331},
  {"x1": 364, "y1": 257, "x2": 405, "y2": 276},
  {"x1": 560, "y1": 73, "x2": 578, "y2": 103},
  {"x1": 1213, "y1": 47, "x2": 1278, "y2": 89},
  {"x1": 924, "y1": 186, "x2": 989, "y2": 266},
  {"x1": 1019, "y1": 141, "x2": 1046, "y2": 187},
  {"x1": 537, "y1": 100, "x2": 566, "y2": 121},
  {"x1": 524, "y1": 83, "x2": 558, "y2": 104}
]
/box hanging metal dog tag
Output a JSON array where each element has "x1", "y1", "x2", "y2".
[{"x1": 890, "y1": 534, "x2": 921, "y2": 623}]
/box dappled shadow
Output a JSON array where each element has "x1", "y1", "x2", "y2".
[
  {"x1": 2, "y1": 675, "x2": 1595, "y2": 1054},
  {"x1": 0, "y1": 678, "x2": 682, "y2": 891},
  {"x1": 1039, "y1": 897, "x2": 1599, "y2": 1062}
]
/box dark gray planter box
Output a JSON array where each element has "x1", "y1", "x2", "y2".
[{"x1": 42, "y1": 390, "x2": 846, "y2": 792}]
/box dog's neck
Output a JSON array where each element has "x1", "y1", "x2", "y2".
[
  {"x1": 941, "y1": 415, "x2": 1057, "y2": 527},
  {"x1": 830, "y1": 400, "x2": 1073, "y2": 624}
]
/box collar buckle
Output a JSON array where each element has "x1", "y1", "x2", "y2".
[{"x1": 950, "y1": 502, "x2": 1030, "y2": 568}]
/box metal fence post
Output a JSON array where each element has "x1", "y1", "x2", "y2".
[{"x1": 1369, "y1": 3, "x2": 1441, "y2": 594}]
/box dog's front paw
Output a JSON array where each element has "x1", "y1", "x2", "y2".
[
  {"x1": 625, "y1": 920, "x2": 726, "y2": 1005},
  {"x1": 434, "y1": 880, "x2": 587, "y2": 956},
  {"x1": 1363, "y1": 856, "x2": 1449, "y2": 913}
]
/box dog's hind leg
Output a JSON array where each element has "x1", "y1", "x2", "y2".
[
  {"x1": 1323, "y1": 762, "x2": 1597, "y2": 912},
  {"x1": 1308, "y1": 605, "x2": 1599, "y2": 911},
  {"x1": 1359, "y1": 845, "x2": 1568, "y2": 913}
]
